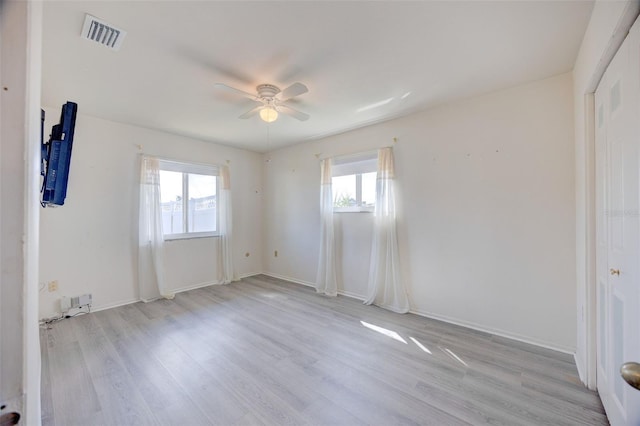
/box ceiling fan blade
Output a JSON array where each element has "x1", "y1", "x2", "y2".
[
  {"x1": 238, "y1": 105, "x2": 262, "y2": 119},
  {"x1": 279, "y1": 104, "x2": 310, "y2": 121},
  {"x1": 280, "y1": 82, "x2": 308, "y2": 101},
  {"x1": 214, "y1": 83, "x2": 257, "y2": 100}
]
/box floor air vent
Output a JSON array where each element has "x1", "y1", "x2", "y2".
[{"x1": 81, "y1": 14, "x2": 126, "y2": 51}]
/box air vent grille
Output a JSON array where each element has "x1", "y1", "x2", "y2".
[{"x1": 81, "y1": 14, "x2": 126, "y2": 51}]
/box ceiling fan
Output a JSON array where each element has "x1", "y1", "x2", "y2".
[{"x1": 214, "y1": 82, "x2": 310, "y2": 123}]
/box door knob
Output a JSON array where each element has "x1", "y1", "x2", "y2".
[
  {"x1": 621, "y1": 362, "x2": 640, "y2": 391},
  {"x1": 610, "y1": 268, "x2": 621, "y2": 276}
]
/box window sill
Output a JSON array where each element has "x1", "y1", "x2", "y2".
[
  {"x1": 164, "y1": 232, "x2": 219, "y2": 242},
  {"x1": 333, "y1": 209, "x2": 374, "y2": 214}
]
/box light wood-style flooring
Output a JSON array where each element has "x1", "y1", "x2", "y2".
[{"x1": 41, "y1": 275, "x2": 607, "y2": 425}]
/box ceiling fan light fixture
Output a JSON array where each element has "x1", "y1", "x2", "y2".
[
  {"x1": 215, "y1": 82, "x2": 309, "y2": 122},
  {"x1": 260, "y1": 107, "x2": 278, "y2": 123}
]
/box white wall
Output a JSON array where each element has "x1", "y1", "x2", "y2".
[
  {"x1": 573, "y1": 0, "x2": 640, "y2": 388},
  {"x1": 39, "y1": 113, "x2": 263, "y2": 318},
  {"x1": 264, "y1": 73, "x2": 576, "y2": 352},
  {"x1": 0, "y1": 0, "x2": 42, "y2": 423}
]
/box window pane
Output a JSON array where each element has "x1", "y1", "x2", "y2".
[
  {"x1": 362, "y1": 172, "x2": 376, "y2": 208},
  {"x1": 188, "y1": 173, "x2": 217, "y2": 233},
  {"x1": 159, "y1": 170, "x2": 184, "y2": 234},
  {"x1": 333, "y1": 174, "x2": 357, "y2": 208}
]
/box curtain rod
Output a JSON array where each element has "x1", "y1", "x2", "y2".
[
  {"x1": 140, "y1": 153, "x2": 230, "y2": 168},
  {"x1": 316, "y1": 142, "x2": 396, "y2": 161}
]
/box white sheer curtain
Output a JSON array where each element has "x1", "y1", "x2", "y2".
[
  {"x1": 365, "y1": 147, "x2": 409, "y2": 313},
  {"x1": 316, "y1": 158, "x2": 338, "y2": 296},
  {"x1": 138, "y1": 156, "x2": 173, "y2": 300},
  {"x1": 218, "y1": 164, "x2": 237, "y2": 284}
]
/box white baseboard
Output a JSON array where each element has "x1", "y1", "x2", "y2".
[
  {"x1": 338, "y1": 289, "x2": 366, "y2": 301},
  {"x1": 262, "y1": 271, "x2": 575, "y2": 355},
  {"x1": 167, "y1": 274, "x2": 256, "y2": 296},
  {"x1": 260, "y1": 272, "x2": 367, "y2": 301},
  {"x1": 90, "y1": 298, "x2": 140, "y2": 313},
  {"x1": 155, "y1": 272, "x2": 262, "y2": 298},
  {"x1": 260, "y1": 272, "x2": 371, "y2": 304},
  {"x1": 171, "y1": 280, "x2": 219, "y2": 294},
  {"x1": 57, "y1": 272, "x2": 264, "y2": 316},
  {"x1": 261, "y1": 272, "x2": 316, "y2": 288},
  {"x1": 410, "y1": 307, "x2": 575, "y2": 355},
  {"x1": 239, "y1": 272, "x2": 262, "y2": 279},
  {"x1": 110, "y1": 282, "x2": 221, "y2": 307},
  {"x1": 574, "y1": 352, "x2": 590, "y2": 388},
  {"x1": 41, "y1": 297, "x2": 141, "y2": 319}
]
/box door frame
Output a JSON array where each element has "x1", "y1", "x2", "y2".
[
  {"x1": 582, "y1": 3, "x2": 640, "y2": 390},
  {"x1": 0, "y1": 1, "x2": 44, "y2": 422}
]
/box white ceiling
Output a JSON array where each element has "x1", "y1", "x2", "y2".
[{"x1": 42, "y1": 1, "x2": 594, "y2": 152}]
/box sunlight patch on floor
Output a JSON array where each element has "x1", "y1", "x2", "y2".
[
  {"x1": 360, "y1": 321, "x2": 407, "y2": 344},
  {"x1": 439, "y1": 347, "x2": 469, "y2": 367},
  {"x1": 409, "y1": 337, "x2": 432, "y2": 354}
]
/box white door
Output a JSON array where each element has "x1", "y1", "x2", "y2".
[{"x1": 595, "y1": 16, "x2": 640, "y2": 426}]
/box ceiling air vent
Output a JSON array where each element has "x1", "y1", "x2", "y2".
[{"x1": 81, "y1": 14, "x2": 126, "y2": 51}]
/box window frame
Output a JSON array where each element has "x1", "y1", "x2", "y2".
[
  {"x1": 332, "y1": 153, "x2": 377, "y2": 213},
  {"x1": 158, "y1": 159, "x2": 220, "y2": 241}
]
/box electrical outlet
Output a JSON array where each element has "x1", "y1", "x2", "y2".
[
  {"x1": 48, "y1": 280, "x2": 58, "y2": 292},
  {"x1": 274, "y1": 250, "x2": 278, "y2": 257}
]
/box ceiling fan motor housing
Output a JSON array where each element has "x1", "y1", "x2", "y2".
[
  {"x1": 257, "y1": 84, "x2": 280, "y2": 100},
  {"x1": 214, "y1": 81, "x2": 309, "y2": 121}
]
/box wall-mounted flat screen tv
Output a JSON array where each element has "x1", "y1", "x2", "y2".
[{"x1": 41, "y1": 101, "x2": 77, "y2": 207}]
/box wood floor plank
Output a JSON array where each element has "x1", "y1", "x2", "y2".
[
  {"x1": 73, "y1": 313, "x2": 161, "y2": 426},
  {"x1": 96, "y1": 309, "x2": 212, "y2": 425},
  {"x1": 39, "y1": 329, "x2": 56, "y2": 426},
  {"x1": 413, "y1": 376, "x2": 524, "y2": 425},
  {"x1": 201, "y1": 352, "x2": 312, "y2": 426},
  {"x1": 135, "y1": 318, "x2": 252, "y2": 425},
  {"x1": 46, "y1": 341, "x2": 103, "y2": 426},
  {"x1": 41, "y1": 275, "x2": 607, "y2": 425}
]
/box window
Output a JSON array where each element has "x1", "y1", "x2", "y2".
[
  {"x1": 158, "y1": 160, "x2": 219, "y2": 240},
  {"x1": 332, "y1": 153, "x2": 377, "y2": 212}
]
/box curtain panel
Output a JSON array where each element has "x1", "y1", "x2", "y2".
[
  {"x1": 316, "y1": 158, "x2": 338, "y2": 296},
  {"x1": 138, "y1": 156, "x2": 173, "y2": 300},
  {"x1": 218, "y1": 164, "x2": 238, "y2": 284},
  {"x1": 364, "y1": 147, "x2": 410, "y2": 313}
]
